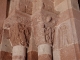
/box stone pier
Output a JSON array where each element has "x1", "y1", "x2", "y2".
[{"x1": 0, "y1": 0, "x2": 80, "y2": 60}]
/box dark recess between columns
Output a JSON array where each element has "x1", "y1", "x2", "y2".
[
  {"x1": 6, "y1": 0, "x2": 10, "y2": 17},
  {"x1": 78, "y1": 0, "x2": 80, "y2": 9}
]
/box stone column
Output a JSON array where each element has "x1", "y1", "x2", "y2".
[
  {"x1": 32, "y1": 0, "x2": 57, "y2": 60},
  {"x1": 31, "y1": 10, "x2": 57, "y2": 60},
  {"x1": 27, "y1": 34, "x2": 38, "y2": 60},
  {"x1": 12, "y1": 45, "x2": 26, "y2": 60},
  {"x1": 38, "y1": 44, "x2": 52, "y2": 60},
  {"x1": 54, "y1": 0, "x2": 80, "y2": 60}
]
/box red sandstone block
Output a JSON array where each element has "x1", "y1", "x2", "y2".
[
  {"x1": 74, "y1": 44, "x2": 80, "y2": 60},
  {"x1": 38, "y1": 54, "x2": 52, "y2": 60},
  {"x1": 0, "y1": 51, "x2": 12, "y2": 60},
  {"x1": 60, "y1": 44, "x2": 77, "y2": 60},
  {"x1": 72, "y1": 9, "x2": 80, "y2": 20},
  {"x1": 74, "y1": 19, "x2": 80, "y2": 42},
  {"x1": 27, "y1": 51, "x2": 38, "y2": 60},
  {"x1": 0, "y1": 0, "x2": 7, "y2": 19}
]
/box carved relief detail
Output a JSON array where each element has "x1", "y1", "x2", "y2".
[
  {"x1": 44, "y1": 16, "x2": 56, "y2": 45},
  {"x1": 58, "y1": 24, "x2": 73, "y2": 48},
  {"x1": 3, "y1": 15, "x2": 31, "y2": 47},
  {"x1": 17, "y1": 23, "x2": 31, "y2": 47}
]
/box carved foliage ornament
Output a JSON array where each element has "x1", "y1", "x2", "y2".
[{"x1": 18, "y1": 23, "x2": 31, "y2": 48}]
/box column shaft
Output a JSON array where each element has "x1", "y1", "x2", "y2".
[
  {"x1": 12, "y1": 45, "x2": 26, "y2": 60},
  {"x1": 38, "y1": 44, "x2": 52, "y2": 60}
]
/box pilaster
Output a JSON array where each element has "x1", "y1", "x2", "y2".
[
  {"x1": 53, "y1": 0, "x2": 80, "y2": 60},
  {"x1": 31, "y1": 0, "x2": 58, "y2": 60}
]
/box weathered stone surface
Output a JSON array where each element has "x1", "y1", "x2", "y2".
[
  {"x1": 0, "y1": 0, "x2": 7, "y2": 43},
  {"x1": 3, "y1": 10, "x2": 31, "y2": 46},
  {"x1": 0, "y1": 0, "x2": 80, "y2": 60},
  {"x1": 32, "y1": 0, "x2": 54, "y2": 14},
  {"x1": 60, "y1": 45, "x2": 77, "y2": 60}
]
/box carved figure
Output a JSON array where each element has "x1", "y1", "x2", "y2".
[
  {"x1": 58, "y1": 25, "x2": 69, "y2": 48},
  {"x1": 44, "y1": 16, "x2": 55, "y2": 45}
]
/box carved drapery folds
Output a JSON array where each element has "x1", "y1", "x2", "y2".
[
  {"x1": 58, "y1": 25, "x2": 69, "y2": 48},
  {"x1": 44, "y1": 27, "x2": 55, "y2": 45},
  {"x1": 57, "y1": 22, "x2": 74, "y2": 49},
  {"x1": 44, "y1": 17, "x2": 55, "y2": 45}
]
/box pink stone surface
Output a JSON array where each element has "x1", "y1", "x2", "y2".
[
  {"x1": 38, "y1": 54, "x2": 52, "y2": 60},
  {"x1": 0, "y1": 0, "x2": 80, "y2": 60},
  {"x1": 60, "y1": 45, "x2": 77, "y2": 60},
  {"x1": 0, "y1": 0, "x2": 7, "y2": 43}
]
